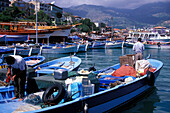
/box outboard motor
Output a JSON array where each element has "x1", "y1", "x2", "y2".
[{"x1": 88, "y1": 64, "x2": 96, "y2": 71}]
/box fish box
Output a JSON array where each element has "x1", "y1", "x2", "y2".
[{"x1": 119, "y1": 54, "x2": 135, "y2": 67}]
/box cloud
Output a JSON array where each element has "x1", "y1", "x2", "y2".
[{"x1": 24, "y1": 0, "x2": 170, "y2": 9}]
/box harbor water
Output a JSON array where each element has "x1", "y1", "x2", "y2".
[
  {"x1": 41, "y1": 48, "x2": 170, "y2": 113},
  {"x1": 0, "y1": 48, "x2": 169, "y2": 113}
]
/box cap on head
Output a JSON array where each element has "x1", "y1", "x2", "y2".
[
  {"x1": 5, "y1": 56, "x2": 15, "y2": 65},
  {"x1": 138, "y1": 38, "x2": 142, "y2": 42}
]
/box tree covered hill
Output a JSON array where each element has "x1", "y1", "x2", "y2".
[{"x1": 64, "y1": 2, "x2": 170, "y2": 28}]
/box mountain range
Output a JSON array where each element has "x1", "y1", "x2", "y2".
[{"x1": 63, "y1": 2, "x2": 170, "y2": 28}]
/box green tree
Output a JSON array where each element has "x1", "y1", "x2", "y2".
[
  {"x1": 37, "y1": 10, "x2": 52, "y2": 25},
  {"x1": 77, "y1": 24, "x2": 90, "y2": 32},
  {"x1": 78, "y1": 18, "x2": 99, "y2": 33},
  {"x1": 0, "y1": 4, "x2": 24, "y2": 22}
]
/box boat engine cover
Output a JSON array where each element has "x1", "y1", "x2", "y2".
[{"x1": 54, "y1": 69, "x2": 68, "y2": 80}]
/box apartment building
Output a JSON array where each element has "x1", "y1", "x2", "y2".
[
  {"x1": 29, "y1": 0, "x2": 51, "y2": 15},
  {"x1": 48, "y1": 3, "x2": 63, "y2": 25},
  {"x1": 10, "y1": 0, "x2": 35, "y2": 17},
  {"x1": 0, "y1": 0, "x2": 10, "y2": 12}
]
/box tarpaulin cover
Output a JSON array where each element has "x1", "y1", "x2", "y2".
[{"x1": 112, "y1": 65, "x2": 137, "y2": 77}]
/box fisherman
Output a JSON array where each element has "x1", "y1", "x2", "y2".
[
  {"x1": 157, "y1": 42, "x2": 161, "y2": 48},
  {"x1": 5, "y1": 55, "x2": 26, "y2": 101},
  {"x1": 133, "y1": 38, "x2": 145, "y2": 60}
]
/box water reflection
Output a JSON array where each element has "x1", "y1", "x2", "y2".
[{"x1": 122, "y1": 88, "x2": 160, "y2": 113}]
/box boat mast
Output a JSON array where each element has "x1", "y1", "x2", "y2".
[
  {"x1": 36, "y1": 0, "x2": 38, "y2": 44},
  {"x1": 111, "y1": 17, "x2": 113, "y2": 40}
]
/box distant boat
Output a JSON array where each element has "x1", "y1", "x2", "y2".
[
  {"x1": 92, "y1": 41, "x2": 106, "y2": 49},
  {"x1": 123, "y1": 41, "x2": 135, "y2": 48},
  {"x1": 24, "y1": 55, "x2": 45, "y2": 67},
  {"x1": 12, "y1": 44, "x2": 40, "y2": 56},
  {"x1": 0, "y1": 47, "x2": 13, "y2": 54},
  {"x1": 105, "y1": 41, "x2": 123, "y2": 49},
  {"x1": 0, "y1": 22, "x2": 52, "y2": 38},
  {"x1": 41, "y1": 44, "x2": 79, "y2": 54},
  {"x1": 127, "y1": 31, "x2": 170, "y2": 42},
  {"x1": 34, "y1": 56, "x2": 81, "y2": 77},
  {"x1": 144, "y1": 42, "x2": 170, "y2": 49},
  {"x1": 37, "y1": 23, "x2": 81, "y2": 37},
  {"x1": 78, "y1": 43, "x2": 88, "y2": 52}
]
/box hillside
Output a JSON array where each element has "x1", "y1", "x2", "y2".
[{"x1": 63, "y1": 2, "x2": 170, "y2": 28}]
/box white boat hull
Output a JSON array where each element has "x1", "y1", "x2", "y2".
[
  {"x1": 145, "y1": 44, "x2": 170, "y2": 49},
  {"x1": 42, "y1": 46, "x2": 78, "y2": 54}
]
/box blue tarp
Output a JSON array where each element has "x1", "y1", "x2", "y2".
[{"x1": 68, "y1": 35, "x2": 81, "y2": 40}]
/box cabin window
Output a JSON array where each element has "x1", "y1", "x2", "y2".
[
  {"x1": 0, "y1": 25, "x2": 2, "y2": 30},
  {"x1": 14, "y1": 25, "x2": 18, "y2": 30},
  {"x1": 3, "y1": 25, "x2": 10, "y2": 30}
]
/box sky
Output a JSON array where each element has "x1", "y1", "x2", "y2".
[{"x1": 24, "y1": 0, "x2": 170, "y2": 9}]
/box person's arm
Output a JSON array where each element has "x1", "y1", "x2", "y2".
[
  {"x1": 6, "y1": 67, "x2": 12, "y2": 77},
  {"x1": 11, "y1": 70, "x2": 24, "y2": 81}
]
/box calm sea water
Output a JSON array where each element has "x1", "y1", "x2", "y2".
[
  {"x1": 42, "y1": 48, "x2": 170, "y2": 113},
  {"x1": 0, "y1": 47, "x2": 169, "y2": 113}
]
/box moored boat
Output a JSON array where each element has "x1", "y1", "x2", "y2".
[
  {"x1": 144, "y1": 42, "x2": 170, "y2": 49},
  {"x1": 24, "y1": 55, "x2": 45, "y2": 67},
  {"x1": 105, "y1": 41, "x2": 123, "y2": 49},
  {"x1": 92, "y1": 41, "x2": 106, "y2": 49},
  {"x1": 34, "y1": 56, "x2": 82, "y2": 77},
  {"x1": 41, "y1": 44, "x2": 79, "y2": 54},
  {"x1": 0, "y1": 57, "x2": 163, "y2": 113},
  {"x1": 77, "y1": 43, "x2": 88, "y2": 52}
]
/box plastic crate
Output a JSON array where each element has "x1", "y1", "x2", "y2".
[{"x1": 83, "y1": 84, "x2": 94, "y2": 96}]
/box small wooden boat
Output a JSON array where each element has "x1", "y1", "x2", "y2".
[
  {"x1": 24, "y1": 55, "x2": 45, "y2": 67},
  {"x1": 0, "y1": 47, "x2": 13, "y2": 54},
  {"x1": 144, "y1": 43, "x2": 170, "y2": 49},
  {"x1": 78, "y1": 43, "x2": 88, "y2": 52},
  {"x1": 34, "y1": 56, "x2": 82, "y2": 77},
  {"x1": 105, "y1": 41, "x2": 123, "y2": 49},
  {"x1": 92, "y1": 41, "x2": 106, "y2": 49},
  {"x1": 41, "y1": 44, "x2": 79, "y2": 54},
  {"x1": 0, "y1": 57, "x2": 163, "y2": 113},
  {"x1": 123, "y1": 41, "x2": 135, "y2": 48}
]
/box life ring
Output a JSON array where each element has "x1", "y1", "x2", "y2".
[
  {"x1": 42, "y1": 82, "x2": 65, "y2": 104},
  {"x1": 147, "y1": 70, "x2": 155, "y2": 86}
]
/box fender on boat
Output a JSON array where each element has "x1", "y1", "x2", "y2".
[
  {"x1": 147, "y1": 70, "x2": 155, "y2": 86},
  {"x1": 42, "y1": 82, "x2": 65, "y2": 104}
]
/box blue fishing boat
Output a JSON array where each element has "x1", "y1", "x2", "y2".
[
  {"x1": 105, "y1": 41, "x2": 123, "y2": 49},
  {"x1": 92, "y1": 41, "x2": 106, "y2": 49},
  {"x1": 0, "y1": 47, "x2": 13, "y2": 54},
  {"x1": 0, "y1": 58, "x2": 163, "y2": 113},
  {"x1": 41, "y1": 44, "x2": 79, "y2": 54},
  {"x1": 144, "y1": 42, "x2": 170, "y2": 49},
  {"x1": 78, "y1": 43, "x2": 88, "y2": 52},
  {"x1": 34, "y1": 56, "x2": 82, "y2": 77},
  {"x1": 12, "y1": 43, "x2": 41, "y2": 56},
  {"x1": 24, "y1": 55, "x2": 45, "y2": 67}
]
